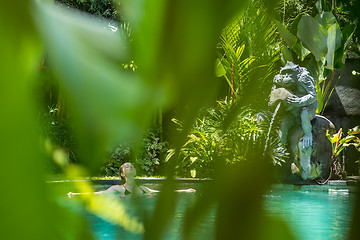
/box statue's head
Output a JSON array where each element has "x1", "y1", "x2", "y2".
[
  {"x1": 280, "y1": 61, "x2": 301, "y2": 72},
  {"x1": 274, "y1": 62, "x2": 303, "y2": 87}
]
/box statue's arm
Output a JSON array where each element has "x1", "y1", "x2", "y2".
[{"x1": 287, "y1": 75, "x2": 317, "y2": 107}]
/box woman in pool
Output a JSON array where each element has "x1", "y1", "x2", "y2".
[{"x1": 68, "y1": 162, "x2": 195, "y2": 197}]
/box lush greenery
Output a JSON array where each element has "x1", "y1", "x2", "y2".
[
  {"x1": 168, "y1": 101, "x2": 287, "y2": 178},
  {"x1": 326, "y1": 126, "x2": 360, "y2": 178},
  {"x1": 168, "y1": 1, "x2": 288, "y2": 178},
  {"x1": 275, "y1": 0, "x2": 358, "y2": 114},
  {"x1": 41, "y1": 0, "x2": 287, "y2": 178},
  {"x1": 2, "y1": 0, "x2": 359, "y2": 240},
  {"x1": 216, "y1": 0, "x2": 281, "y2": 107},
  {"x1": 101, "y1": 128, "x2": 168, "y2": 176},
  {"x1": 55, "y1": 0, "x2": 120, "y2": 21},
  {"x1": 39, "y1": 0, "x2": 359, "y2": 178}
]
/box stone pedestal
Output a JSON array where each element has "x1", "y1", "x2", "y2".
[{"x1": 282, "y1": 115, "x2": 336, "y2": 182}]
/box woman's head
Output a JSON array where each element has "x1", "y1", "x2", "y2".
[{"x1": 119, "y1": 162, "x2": 136, "y2": 180}]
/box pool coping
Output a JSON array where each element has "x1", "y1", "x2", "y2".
[
  {"x1": 47, "y1": 176, "x2": 359, "y2": 186},
  {"x1": 328, "y1": 176, "x2": 360, "y2": 186},
  {"x1": 47, "y1": 177, "x2": 212, "y2": 185}
]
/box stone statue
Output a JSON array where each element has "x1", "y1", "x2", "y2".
[{"x1": 269, "y1": 62, "x2": 318, "y2": 180}]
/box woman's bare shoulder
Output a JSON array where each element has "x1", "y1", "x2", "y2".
[{"x1": 106, "y1": 184, "x2": 125, "y2": 193}]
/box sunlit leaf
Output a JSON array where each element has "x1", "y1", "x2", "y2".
[
  {"x1": 348, "y1": 126, "x2": 360, "y2": 135},
  {"x1": 297, "y1": 15, "x2": 328, "y2": 61},
  {"x1": 316, "y1": 11, "x2": 337, "y2": 30},
  {"x1": 190, "y1": 169, "x2": 196, "y2": 178},
  {"x1": 315, "y1": 81, "x2": 324, "y2": 114},
  {"x1": 325, "y1": 23, "x2": 341, "y2": 69},
  {"x1": 165, "y1": 149, "x2": 176, "y2": 162},
  {"x1": 327, "y1": 131, "x2": 340, "y2": 144},
  {"x1": 215, "y1": 58, "x2": 227, "y2": 77}
]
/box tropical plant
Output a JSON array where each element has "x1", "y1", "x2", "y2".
[
  {"x1": 166, "y1": 109, "x2": 223, "y2": 178},
  {"x1": 55, "y1": 0, "x2": 121, "y2": 21},
  {"x1": 216, "y1": 0, "x2": 281, "y2": 108},
  {"x1": 188, "y1": 0, "x2": 287, "y2": 179},
  {"x1": 333, "y1": 0, "x2": 360, "y2": 44},
  {"x1": 326, "y1": 126, "x2": 360, "y2": 178},
  {"x1": 101, "y1": 127, "x2": 168, "y2": 176},
  {"x1": 274, "y1": 0, "x2": 357, "y2": 114},
  {"x1": 4, "y1": 0, "x2": 359, "y2": 240},
  {"x1": 136, "y1": 128, "x2": 168, "y2": 176},
  {"x1": 101, "y1": 143, "x2": 132, "y2": 176},
  {"x1": 167, "y1": 99, "x2": 288, "y2": 178},
  {"x1": 276, "y1": 0, "x2": 309, "y2": 26}
]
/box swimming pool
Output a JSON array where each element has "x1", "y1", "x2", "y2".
[
  {"x1": 263, "y1": 184, "x2": 356, "y2": 240},
  {"x1": 84, "y1": 182, "x2": 216, "y2": 240},
  {"x1": 66, "y1": 182, "x2": 356, "y2": 240}
]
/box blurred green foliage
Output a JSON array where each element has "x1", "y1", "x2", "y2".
[
  {"x1": 40, "y1": 104, "x2": 81, "y2": 165},
  {"x1": 0, "y1": 1, "x2": 95, "y2": 239},
  {"x1": 35, "y1": 64, "x2": 81, "y2": 169},
  {"x1": 1, "y1": 0, "x2": 358, "y2": 240}
]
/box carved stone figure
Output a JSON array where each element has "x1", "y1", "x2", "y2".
[
  {"x1": 269, "y1": 62, "x2": 318, "y2": 180},
  {"x1": 288, "y1": 115, "x2": 335, "y2": 182}
]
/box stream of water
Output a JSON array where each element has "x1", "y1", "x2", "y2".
[{"x1": 264, "y1": 101, "x2": 281, "y2": 155}]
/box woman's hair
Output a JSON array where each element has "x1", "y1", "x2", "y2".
[{"x1": 119, "y1": 163, "x2": 126, "y2": 180}]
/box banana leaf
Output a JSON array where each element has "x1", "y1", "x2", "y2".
[
  {"x1": 297, "y1": 15, "x2": 328, "y2": 62},
  {"x1": 325, "y1": 23, "x2": 342, "y2": 69}
]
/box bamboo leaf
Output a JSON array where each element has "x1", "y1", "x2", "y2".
[
  {"x1": 224, "y1": 75, "x2": 236, "y2": 94},
  {"x1": 235, "y1": 44, "x2": 246, "y2": 61}
]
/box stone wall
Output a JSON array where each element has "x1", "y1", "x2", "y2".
[{"x1": 323, "y1": 55, "x2": 360, "y2": 175}]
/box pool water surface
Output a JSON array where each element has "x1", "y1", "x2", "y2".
[
  {"x1": 262, "y1": 184, "x2": 356, "y2": 240},
  {"x1": 74, "y1": 183, "x2": 356, "y2": 240}
]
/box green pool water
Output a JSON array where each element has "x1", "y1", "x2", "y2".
[
  {"x1": 87, "y1": 190, "x2": 216, "y2": 240},
  {"x1": 262, "y1": 184, "x2": 356, "y2": 240},
  {"x1": 81, "y1": 183, "x2": 356, "y2": 240}
]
